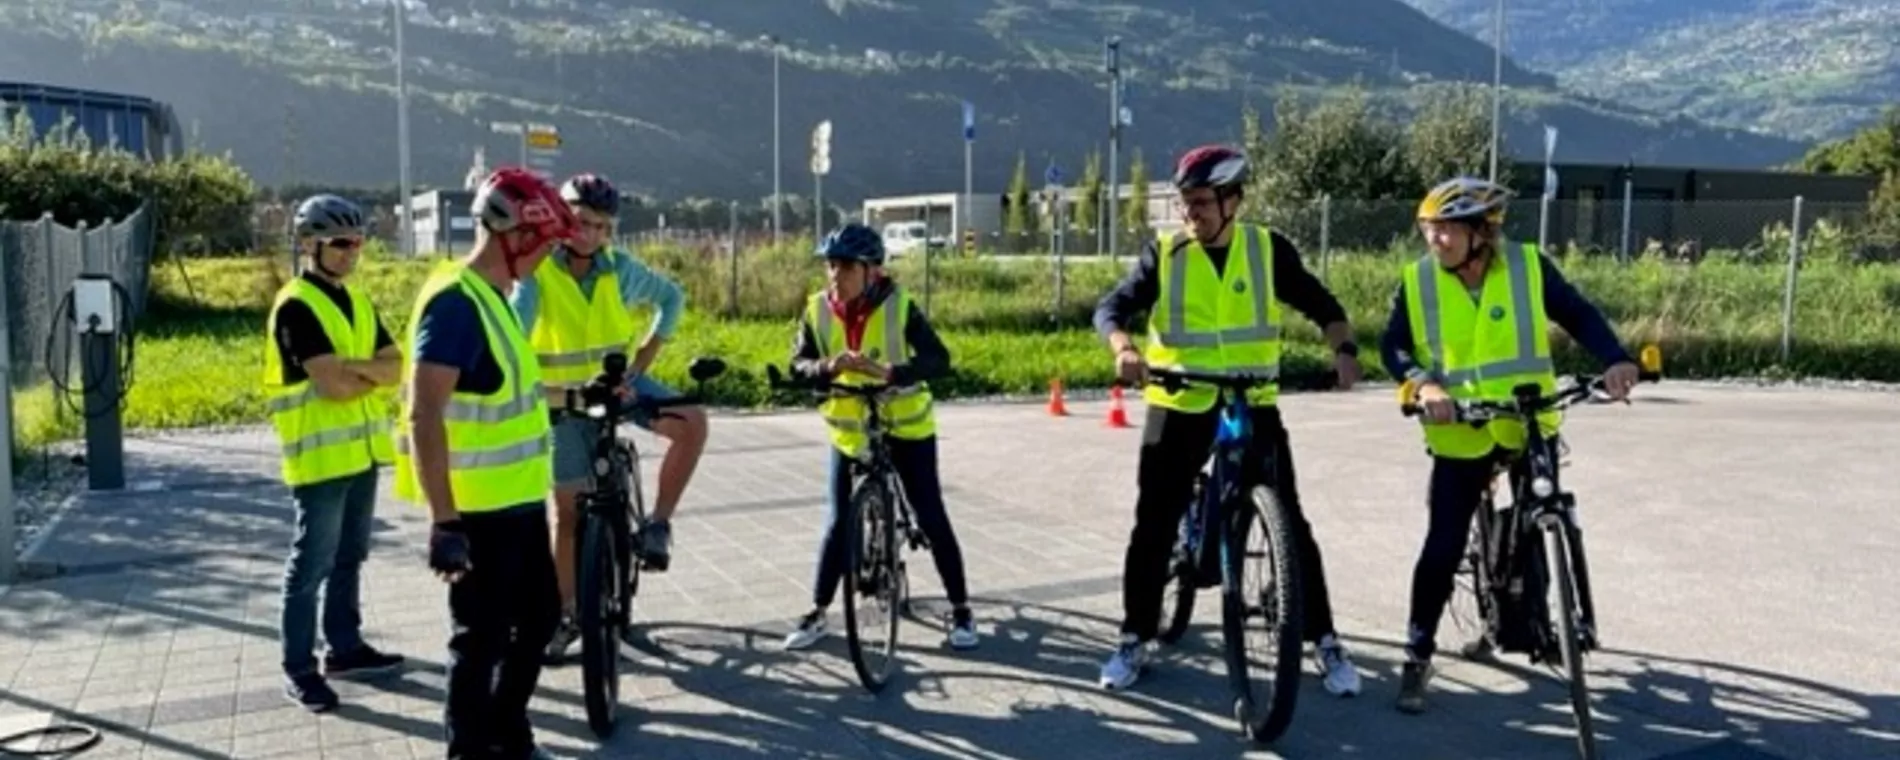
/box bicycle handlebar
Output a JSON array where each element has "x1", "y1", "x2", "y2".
[
  {"x1": 555, "y1": 353, "x2": 727, "y2": 422},
  {"x1": 763, "y1": 363, "x2": 897, "y2": 401},
  {"x1": 1140, "y1": 365, "x2": 1279, "y2": 394},
  {"x1": 1398, "y1": 370, "x2": 1661, "y2": 422}
]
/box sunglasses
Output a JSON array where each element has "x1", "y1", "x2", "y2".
[{"x1": 321, "y1": 237, "x2": 363, "y2": 250}]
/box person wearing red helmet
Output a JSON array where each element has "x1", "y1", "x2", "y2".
[
  {"x1": 392, "y1": 166, "x2": 577, "y2": 760},
  {"x1": 1091, "y1": 144, "x2": 1365, "y2": 696}
]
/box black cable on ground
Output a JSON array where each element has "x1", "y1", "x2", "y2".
[{"x1": 0, "y1": 723, "x2": 103, "y2": 756}]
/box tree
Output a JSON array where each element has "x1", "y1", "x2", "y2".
[
  {"x1": 1123, "y1": 148, "x2": 1150, "y2": 233},
  {"x1": 1795, "y1": 106, "x2": 1900, "y2": 176},
  {"x1": 1005, "y1": 150, "x2": 1032, "y2": 235},
  {"x1": 1075, "y1": 148, "x2": 1103, "y2": 232},
  {"x1": 1405, "y1": 84, "x2": 1508, "y2": 191}
]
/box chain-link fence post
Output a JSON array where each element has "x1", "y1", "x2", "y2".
[
  {"x1": 1779, "y1": 195, "x2": 1805, "y2": 365},
  {"x1": 1318, "y1": 195, "x2": 1332, "y2": 283},
  {"x1": 1619, "y1": 174, "x2": 1634, "y2": 264},
  {"x1": 726, "y1": 200, "x2": 739, "y2": 318}
]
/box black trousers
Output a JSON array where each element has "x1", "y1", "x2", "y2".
[
  {"x1": 444, "y1": 505, "x2": 562, "y2": 760},
  {"x1": 1119, "y1": 402, "x2": 1339, "y2": 643},
  {"x1": 1406, "y1": 449, "x2": 1525, "y2": 661}
]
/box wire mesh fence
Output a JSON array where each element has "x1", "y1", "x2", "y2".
[{"x1": 0, "y1": 204, "x2": 157, "y2": 385}]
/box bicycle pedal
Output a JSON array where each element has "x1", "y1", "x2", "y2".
[{"x1": 637, "y1": 555, "x2": 671, "y2": 573}]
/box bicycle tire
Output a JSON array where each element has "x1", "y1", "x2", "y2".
[
  {"x1": 1543, "y1": 522, "x2": 1598, "y2": 759},
  {"x1": 1158, "y1": 475, "x2": 1209, "y2": 645},
  {"x1": 578, "y1": 512, "x2": 622, "y2": 738},
  {"x1": 1223, "y1": 484, "x2": 1304, "y2": 744},
  {"x1": 618, "y1": 440, "x2": 645, "y2": 602},
  {"x1": 841, "y1": 478, "x2": 900, "y2": 693},
  {"x1": 1451, "y1": 499, "x2": 1499, "y2": 661}
]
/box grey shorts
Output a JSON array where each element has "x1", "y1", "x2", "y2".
[{"x1": 551, "y1": 375, "x2": 682, "y2": 488}]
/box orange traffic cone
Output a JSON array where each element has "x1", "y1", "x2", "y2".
[
  {"x1": 1105, "y1": 385, "x2": 1132, "y2": 428},
  {"x1": 1047, "y1": 377, "x2": 1070, "y2": 416}
]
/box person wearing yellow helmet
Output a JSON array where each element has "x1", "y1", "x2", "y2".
[{"x1": 1379, "y1": 175, "x2": 1642, "y2": 715}]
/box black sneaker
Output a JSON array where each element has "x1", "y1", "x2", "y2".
[
  {"x1": 1396, "y1": 660, "x2": 1433, "y2": 715},
  {"x1": 638, "y1": 520, "x2": 673, "y2": 572},
  {"x1": 323, "y1": 645, "x2": 405, "y2": 678},
  {"x1": 285, "y1": 672, "x2": 339, "y2": 712}
]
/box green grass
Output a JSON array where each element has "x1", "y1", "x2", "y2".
[{"x1": 12, "y1": 243, "x2": 1900, "y2": 450}]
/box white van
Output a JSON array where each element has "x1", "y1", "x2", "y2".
[{"x1": 880, "y1": 221, "x2": 944, "y2": 257}]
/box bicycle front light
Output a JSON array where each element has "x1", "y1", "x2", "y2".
[{"x1": 1531, "y1": 476, "x2": 1555, "y2": 499}]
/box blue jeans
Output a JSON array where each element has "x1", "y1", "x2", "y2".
[
  {"x1": 812, "y1": 435, "x2": 969, "y2": 610},
  {"x1": 280, "y1": 468, "x2": 377, "y2": 677}
]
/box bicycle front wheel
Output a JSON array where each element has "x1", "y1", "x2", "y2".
[
  {"x1": 1223, "y1": 484, "x2": 1304, "y2": 744},
  {"x1": 577, "y1": 512, "x2": 622, "y2": 738},
  {"x1": 842, "y1": 479, "x2": 901, "y2": 693},
  {"x1": 1543, "y1": 522, "x2": 1598, "y2": 759}
]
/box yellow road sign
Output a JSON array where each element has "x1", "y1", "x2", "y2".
[{"x1": 526, "y1": 127, "x2": 562, "y2": 150}]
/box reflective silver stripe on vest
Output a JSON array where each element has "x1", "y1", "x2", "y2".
[
  {"x1": 536, "y1": 344, "x2": 621, "y2": 369},
  {"x1": 282, "y1": 418, "x2": 391, "y2": 459},
  {"x1": 268, "y1": 385, "x2": 318, "y2": 414},
  {"x1": 1161, "y1": 225, "x2": 1280, "y2": 347},
  {"x1": 1414, "y1": 242, "x2": 1554, "y2": 386},
  {"x1": 392, "y1": 427, "x2": 551, "y2": 470},
  {"x1": 1159, "y1": 363, "x2": 1282, "y2": 379}
]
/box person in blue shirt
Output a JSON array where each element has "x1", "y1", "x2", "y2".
[
  {"x1": 1380, "y1": 175, "x2": 1641, "y2": 715},
  {"x1": 509, "y1": 173, "x2": 710, "y2": 662}
]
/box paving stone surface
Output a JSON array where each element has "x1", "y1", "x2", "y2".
[{"x1": 1, "y1": 383, "x2": 1895, "y2": 759}]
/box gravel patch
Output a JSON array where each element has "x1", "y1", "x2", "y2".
[{"x1": 8, "y1": 443, "x2": 86, "y2": 560}]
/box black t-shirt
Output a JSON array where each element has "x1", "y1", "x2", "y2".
[{"x1": 273, "y1": 273, "x2": 396, "y2": 385}]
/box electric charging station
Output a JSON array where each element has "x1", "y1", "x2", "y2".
[{"x1": 64, "y1": 273, "x2": 130, "y2": 491}]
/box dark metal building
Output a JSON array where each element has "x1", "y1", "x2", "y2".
[{"x1": 0, "y1": 80, "x2": 183, "y2": 160}]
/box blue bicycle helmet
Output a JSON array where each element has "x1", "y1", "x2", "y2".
[{"x1": 816, "y1": 223, "x2": 885, "y2": 265}]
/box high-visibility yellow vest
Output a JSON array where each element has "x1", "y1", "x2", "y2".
[
  {"x1": 392, "y1": 262, "x2": 554, "y2": 513},
  {"x1": 1142, "y1": 224, "x2": 1284, "y2": 413},
  {"x1": 525, "y1": 250, "x2": 638, "y2": 390},
  {"x1": 1402, "y1": 241, "x2": 1560, "y2": 460},
  {"x1": 261, "y1": 278, "x2": 394, "y2": 487},
  {"x1": 806, "y1": 288, "x2": 936, "y2": 459}
]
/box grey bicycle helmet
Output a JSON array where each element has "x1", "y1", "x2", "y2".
[{"x1": 293, "y1": 194, "x2": 366, "y2": 238}]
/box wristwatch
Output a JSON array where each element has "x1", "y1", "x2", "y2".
[{"x1": 1334, "y1": 341, "x2": 1360, "y2": 358}]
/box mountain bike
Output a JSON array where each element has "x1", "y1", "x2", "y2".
[
  {"x1": 558, "y1": 352, "x2": 727, "y2": 738},
  {"x1": 1142, "y1": 367, "x2": 1305, "y2": 744},
  {"x1": 765, "y1": 363, "x2": 930, "y2": 695},
  {"x1": 1399, "y1": 347, "x2": 1661, "y2": 760}
]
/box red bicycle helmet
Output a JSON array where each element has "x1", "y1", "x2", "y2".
[
  {"x1": 1174, "y1": 144, "x2": 1249, "y2": 194},
  {"x1": 472, "y1": 166, "x2": 577, "y2": 275}
]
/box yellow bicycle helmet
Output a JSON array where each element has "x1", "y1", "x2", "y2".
[{"x1": 1417, "y1": 176, "x2": 1512, "y2": 225}]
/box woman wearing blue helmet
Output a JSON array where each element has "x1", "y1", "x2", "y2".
[{"x1": 780, "y1": 223, "x2": 980, "y2": 651}]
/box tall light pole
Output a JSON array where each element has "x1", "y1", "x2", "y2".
[
  {"x1": 1488, "y1": 0, "x2": 1503, "y2": 183},
  {"x1": 764, "y1": 34, "x2": 782, "y2": 244},
  {"x1": 394, "y1": 0, "x2": 413, "y2": 256},
  {"x1": 1105, "y1": 36, "x2": 1122, "y2": 259}
]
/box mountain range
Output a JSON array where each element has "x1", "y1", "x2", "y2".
[
  {"x1": 1400, "y1": 0, "x2": 1898, "y2": 142},
  {"x1": 0, "y1": 0, "x2": 1863, "y2": 204}
]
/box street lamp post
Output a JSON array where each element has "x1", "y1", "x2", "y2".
[
  {"x1": 394, "y1": 0, "x2": 413, "y2": 256},
  {"x1": 763, "y1": 34, "x2": 782, "y2": 244},
  {"x1": 1488, "y1": 0, "x2": 1504, "y2": 183}
]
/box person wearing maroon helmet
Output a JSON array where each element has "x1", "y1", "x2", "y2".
[
  {"x1": 393, "y1": 166, "x2": 577, "y2": 760},
  {"x1": 1091, "y1": 144, "x2": 1365, "y2": 696}
]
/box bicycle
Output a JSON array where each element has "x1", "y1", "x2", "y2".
[
  {"x1": 557, "y1": 352, "x2": 727, "y2": 738},
  {"x1": 1141, "y1": 366, "x2": 1305, "y2": 744},
  {"x1": 1398, "y1": 346, "x2": 1662, "y2": 760},
  {"x1": 764, "y1": 363, "x2": 930, "y2": 695}
]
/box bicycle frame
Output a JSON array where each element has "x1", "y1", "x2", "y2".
[
  {"x1": 1496, "y1": 381, "x2": 1598, "y2": 654},
  {"x1": 1182, "y1": 384, "x2": 1268, "y2": 588}
]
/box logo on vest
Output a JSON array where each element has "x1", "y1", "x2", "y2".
[
  {"x1": 866, "y1": 347, "x2": 882, "y2": 361},
  {"x1": 1233, "y1": 280, "x2": 1246, "y2": 294},
  {"x1": 1489, "y1": 305, "x2": 1507, "y2": 321}
]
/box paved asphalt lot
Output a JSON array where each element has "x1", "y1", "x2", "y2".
[{"x1": 0, "y1": 381, "x2": 1894, "y2": 759}]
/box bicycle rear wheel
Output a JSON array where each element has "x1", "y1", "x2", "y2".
[
  {"x1": 577, "y1": 511, "x2": 622, "y2": 738},
  {"x1": 842, "y1": 479, "x2": 901, "y2": 693},
  {"x1": 1542, "y1": 522, "x2": 1598, "y2": 759},
  {"x1": 1223, "y1": 484, "x2": 1304, "y2": 743}
]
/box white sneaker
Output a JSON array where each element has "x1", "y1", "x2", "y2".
[
  {"x1": 1314, "y1": 635, "x2": 1362, "y2": 697},
  {"x1": 782, "y1": 608, "x2": 828, "y2": 651},
  {"x1": 1099, "y1": 634, "x2": 1150, "y2": 690},
  {"x1": 945, "y1": 608, "x2": 980, "y2": 650}
]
